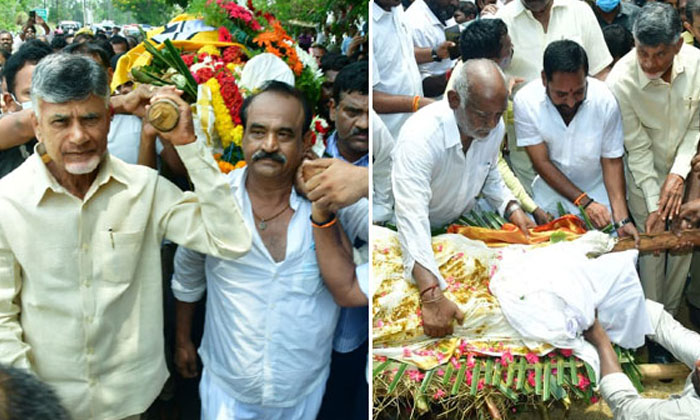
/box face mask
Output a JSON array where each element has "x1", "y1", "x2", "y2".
[
  {"x1": 596, "y1": 0, "x2": 620, "y2": 13},
  {"x1": 10, "y1": 94, "x2": 31, "y2": 111}
]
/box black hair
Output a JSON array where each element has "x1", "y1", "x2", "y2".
[
  {"x1": 333, "y1": 60, "x2": 367, "y2": 103},
  {"x1": 63, "y1": 41, "x2": 112, "y2": 70},
  {"x1": 110, "y1": 35, "x2": 128, "y2": 47},
  {"x1": 603, "y1": 24, "x2": 634, "y2": 60},
  {"x1": 457, "y1": 2, "x2": 478, "y2": 19},
  {"x1": 2, "y1": 40, "x2": 52, "y2": 95},
  {"x1": 320, "y1": 52, "x2": 350, "y2": 73},
  {"x1": 240, "y1": 81, "x2": 312, "y2": 136},
  {"x1": 310, "y1": 43, "x2": 326, "y2": 52},
  {"x1": 0, "y1": 364, "x2": 71, "y2": 420},
  {"x1": 73, "y1": 33, "x2": 94, "y2": 44},
  {"x1": 50, "y1": 35, "x2": 67, "y2": 51},
  {"x1": 543, "y1": 40, "x2": 589, "y2": 80},
  {"x1": 459, "y1": 18, "x2": 508, "y2": 61},
  {"x1": 111, "y1": 52, "x2": 124, "y2": 72}
]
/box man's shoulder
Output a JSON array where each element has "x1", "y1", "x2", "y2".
[
  {"x1": 495, "y1": 1, "x2": 522, "y2": 22},
  {"x1": 587, "y1": 78, "x2": 618, "y2": 104},
  {"x1": 606, "y1": 50, "x2": 638, "y2": 91},
  {"x1": 0, "y1": 154, "x2": 37, "y2": 200},
  {"x1": 514, "y1": 79, "x2": 545, "y2": 106},
  {"x1": 397, "y1": 101, "x2": 449, "y2": 148}
]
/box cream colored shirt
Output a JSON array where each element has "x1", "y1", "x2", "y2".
[
  {"x1": 0, "y1": 139, "x2": 251, "y2": 420},
  {"x1": 496, "y1": 0, "x2": 612, "y2": 83},
  {"x1": 607, "y1": 45, "x2": 700, "y2": 212}
]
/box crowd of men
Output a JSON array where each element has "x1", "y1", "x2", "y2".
[
  {"x1": 373, "y1": 0, "x2": 700, "y2": 416},
  {"x1": 0, "y1": 12, "x2": 370, "y2": 420}
]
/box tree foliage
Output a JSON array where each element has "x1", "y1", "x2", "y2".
[
  {"x1": 251, "y1": 0, "x2": 367, "y2": 36},
  {"x1": 113, "y1": 0, "x2": 178, "y2": 25}
]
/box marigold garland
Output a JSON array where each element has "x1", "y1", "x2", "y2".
[
  {"x1": 206, "y1": 77, "x2": 244, "y2": 149},
  {"x1": 253, "y1": 19, "x2": 303, "y2": 76}
]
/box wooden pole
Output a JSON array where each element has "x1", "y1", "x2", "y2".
[
  {"x1": 638, "y1": 363, "x2": 690, "y2": 381},
  {"x1": 612, "y1": 228, "x2": 700, "y2": 253}
]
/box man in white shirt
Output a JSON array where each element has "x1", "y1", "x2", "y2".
[
  {"x1": 0, "y1": 54, "x2": 251, "y2": 420},
  {"x1": 172, "y1": 82, "x2": 367, "y2": 420},
  {"x1": 392, "y1": 59, "x2": 534, "y2": 337},
  {"x1": 585, "y1": 300, "x2": 700, "y2": 419},
  {"x1": 371, "y1": 0, "x2": 451, "y2": 138},
  {"x1": 405, "y1": 0, "x2": 458, "y2": 97},
  {"x1": 514, "y1": 40, "x2": 638, "y2": 242},
  {"x1": 496, "y1": 0, "x2": 612, "y2": 197}
]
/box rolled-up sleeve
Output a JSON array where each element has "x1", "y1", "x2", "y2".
[
  {"x1": 172, "y1": 246, "x2": 207, "y2": 303},
  {"x1": 155, "y1": 137, "x2": 252, "y2": 260},
  {"x1": 600, "y1": 372, "x2": 700, "y2": 420}
]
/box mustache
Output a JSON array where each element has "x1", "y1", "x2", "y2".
[
  {"x1": 251, "y1": 150, "x2": 287, "y2": 164},
  {"x1": 351, "y1": 128, "x2": 368, "y2": 138}
]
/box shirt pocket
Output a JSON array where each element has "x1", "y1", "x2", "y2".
[
  {"x1": 288, "y1": 250, "x2": 324, "y2": 296},
  {"x1": 98, "y1": 230, "x2": 144, "y2": 284}
]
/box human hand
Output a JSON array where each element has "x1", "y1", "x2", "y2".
[
  {"x1": 507, "y1": 77, "x2": 526, "y2": 98},
  {"x1": 480, "y1": 4, "x2": 499, "y2": 15},
  {"x1": 658, "y1": 174, "x2": 684, "y2": 220},
  {"x1": 509, "y1": 208, "x2": 535, "y2": 236},
  {"x1": 583, "y1": 319, "x2": 610, "y2": 348},
  {"x1": 122, "y1": 84, "x2": 177, "y2": 118},
  {"x1": 436, "y1": 41, "x2": 455, "y2": 60},
  {"x1": 174, "y1": 339, "x2": 199, "y2": 378},
  {"x1": 645, "y1": 211, "x2": 665, "y2": 235},
  {"x1": 303, "y1": 158, "x2": 368, "y2": 212},
  {"x1": 294, "y1": 150, "x2": 319, "y2": 199},
  {"x1": 146, "y1": 89, "x2": 196, "y2": 146},
  {"x1": 532, "y1": 207, "x2": 553, "y2": 225},
  {"x1": 417, "y1": 96, "x2": 434, "y2": 110},
  {"x1": 421, "y1": 292, "x2": 464, "y2": 337},
  {"x1": 677, "y1": 199, "x2": 700, "y2": 227},
  {"x1": 616, "y1": 221, "x2": 640, "y2": 248},
  {"x1": 691, "y1": 154, "x2": 700, "y2": 174},
  {"x1": 585, "y1": 201, "x2": 612, "y2": 229}
]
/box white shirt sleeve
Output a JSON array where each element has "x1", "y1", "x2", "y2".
[
  {"x1": 514, "y1": 88, "x2": 544, "y2": 147},
  {"x1": 581, "y1": 4, "x2": 613, "y2": 76},
  {"x1": 392, "y1": 129, "x2": 446, "y2": 288},
  {"x1": 645, "y1": 299, "x2": 700, "y2": 368},
  {"x1": 600, "y1": 372, "x2": 700, "y2": 420},
  {"x1": 601, "y1": 96, "x2": 625, "y2": 159},
  {"x1": 172, "y1": 246, "x2": 208, "y2": 303}
]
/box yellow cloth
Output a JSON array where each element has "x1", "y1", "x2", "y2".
[
  {"x1": 498, "y1": 150, "x2": 537, "y2": 213},
  {"x1": 111, "y1": 14, "x2": 247, "y2": 92},
  {"x1": 607, "y1": 44, "x2": 700, "y2": 213},
  {"x1": 682, "y1": 30, "x2": 694, "y2": 45},
  {"x1": 0, "y1": 139, "x2": 251, "y2": 419}
]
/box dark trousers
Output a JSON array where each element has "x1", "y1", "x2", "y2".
[{"x1": 316, "y1": 340, "x2": 369, "y2": 420}]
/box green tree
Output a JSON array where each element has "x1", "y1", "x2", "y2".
[
  {"x1": 251, "y1": 0, "x2": 367, "y2": 37},
  {"x1": 113, "y1": 0, "x2": 177, "y2": 25}
]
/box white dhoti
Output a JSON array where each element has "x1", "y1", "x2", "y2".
[{"x1": 199, "y1": 368, "x2": 326, "y2": 420}]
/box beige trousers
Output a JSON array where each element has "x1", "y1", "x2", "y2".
[{"x1": 627, "y1": 174, "x2": 691, "y2": 316}]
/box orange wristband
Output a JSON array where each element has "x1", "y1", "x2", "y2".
[
  {"x1": 411, "y1": 95, "x2": 421, "y2": 112},
  {"x1": 311, "y1": 215, "x2": 338, "y2": 229},
  {"x1": 573, "y1": 192, "x2": 588, "y2": 207}
]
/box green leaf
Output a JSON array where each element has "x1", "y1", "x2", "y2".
[
  {"x1": 543, "y1": 362, "x2": 551, "y2": 401},
  {"x1": 442, "y1": 363, "x2": 455, "y2": 386},
  {"x1": 451, "y1": 363, "x2": 468, "y2": 395},
  {"x1": 387, "y1": 363, "x2": 407, "y2": 394},
  {"x1": 557, "y1": 357, "x2": 564, "y2": 386},
  {"x1": 484, "y1": 359, "x2": 494, "y2": 385},
  {"x1": 469, "y1": 361, "x2": 482, "y2": 396},
  {"x1": 419, "y1": 369, "x2": 435, "y2": 394},
  {"x1": 584, "y1": 362, "x2": 597, "y2": 388},
  {"x1": 578, "y1": 205, "x2": 594, "y2": 231},
  {"x1": 497, "y1": 382, "x2": 519, "y2": 401},
  {"x1": 557, "y1": 202, "x2": 567, "y2": 217},
  {"x1": 549, "y1": 374, "x2": 568, "y2": 400},
  {"x1": 492, "y1": 361, "x2": 502, "y2": 386},
  {"x1": 535, "y1": 363, "x2": 543, "y2": 395},
  {"x1": 516, "y1": 357, "x2": 526, "y2": 391},
  {"x1": 372, "y1": 360, "x2": 391, "y2": 378},
  {"x1": 505, "y1": 362, "x2": 515, "y2": 387},
  {"x1": 569, "y1": 358, "x2": 578, "y2": 384}
]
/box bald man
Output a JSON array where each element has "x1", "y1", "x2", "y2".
[{"x1": 392, "y1": 59, "x2": 535, "y2": 337}]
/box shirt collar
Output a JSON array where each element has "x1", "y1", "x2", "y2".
[
  {"x1": 514, "y1": 0, "x2": 565, "y2": 18},
  {"x1": 440, "y1": 100, "x2": 462, "y2": 150},
  {"x1": 232, "y1": 166, "x2": 303, "y2": 213},
  {"x1": 31, "y1": 146, "x2": 127, "y2": 206},
  {"x1": 325, "y1": 131, "x2": 369, "y2": 167},
  {"x1": 412, "y1": 0, "x2": 443, "y2": 27},
  {"x1": 635, "y1": 46, "x2": 686, "y2": 88},
  {"x1": 372, "y1": 1, "x2": 393, "y2": 23}
]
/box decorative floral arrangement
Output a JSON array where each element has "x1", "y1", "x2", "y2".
[{"x1": 127, "y1": 1, "x2": 325, "y2": 172}]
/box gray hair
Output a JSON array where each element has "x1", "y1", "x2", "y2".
[
  {"x1": 687, "y1": 0, "x2": 700, "y2": 24},
  {"x1": 30, "y1": 53, "x2": 109, "y2": 117},
  {"x1": 450, "y1": 58, "x2": 506, "y2": 108},
  {"x1": 633, "y1": 2, "x2": 682, "y2": 46}
]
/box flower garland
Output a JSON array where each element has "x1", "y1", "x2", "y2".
[
  {"x1": 206, "y1": 77, "x2": 244, "y2": 149},
  {"x1": 253, "y1": 19, "x2": 303, "y2": 76},
  {"x1": 211, "y1": 0, "x2": 261, "y2": 32}
]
